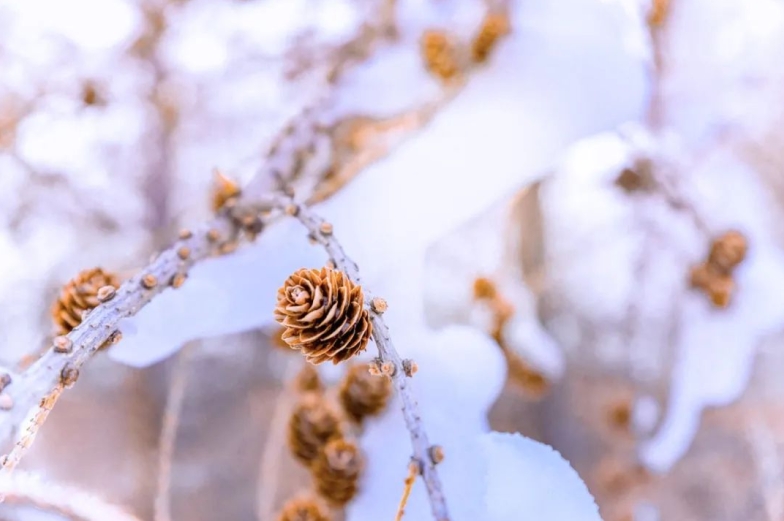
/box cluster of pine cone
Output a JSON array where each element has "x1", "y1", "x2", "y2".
[
  {"x1": 690, "y1": 230, "x2": 748, "y2": 308},
  {"x1": 280, "y1": 363, "x2": 391, "y2": 520}
]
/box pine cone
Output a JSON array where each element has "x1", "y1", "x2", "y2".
[
  {"x1": 275, "y1": 267, "x2": 372, "y2": 365},
  {"x1": 52, "y1": 268, "x2": 120, "y2": 335},
  {"x1": 277, "y1": 496, "x2": 332, "y2": 521},
  {"x1": 339, "y1": 364, "x2": 391, "y2": 423},
  {"x1": 288, "y1": 394, "x2": 342, "y2": 466},
  {"x1": 313, "y1": 438, "x2": 363, "y2": 507},
  {"x1": 708, "y1": 231, "x2": 747, "y2": 274}
]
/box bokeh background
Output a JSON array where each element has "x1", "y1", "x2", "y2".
[{"x1": 2, "y1": 0, "x2": 784, "y2": 519}]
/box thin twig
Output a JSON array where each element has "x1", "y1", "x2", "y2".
[
  {"x1": 154, "y1": 344, "x2": 195, "y2": 521},
  {"x1": 269, "y1": 194, "x2": 450, "y2": 521},
  {"x1": 0, "y1": 470, "x2": 146, "y2": 521},
  {"x1": 255, "y1": 357, "x2": 301, "y2": 521},
  {"x1": 395, "y1": 460, "x2": 419, "y2": 521},
  {"x1": 0, "y1": 4, "x2": 390, "y2": 473}
]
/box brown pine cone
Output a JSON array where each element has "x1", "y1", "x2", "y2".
[
  {"x1": 313, "y1": 438, "x2": 363, "y2": 507},
  {"x1": 471, "y1": 13, "x2": 510, "y2": 63},
  {"x1": 275, "y1": 267, "x2": 372, "y2": 365},
  {"x1": 708, "y1": 231, "x2": 747, "y2": 274},
  {"x1": 52, "y1": 268, "x2": 120, "y2": 335},
  {"x1": 339, "y1": 364, "x2": 391, "y2": 423},
  {"x1": 277, "y1": 496, "x2": 332, "y2": 521},
  {"x1": 288, "y1": 394, "x2": 342, "y2": 466}
]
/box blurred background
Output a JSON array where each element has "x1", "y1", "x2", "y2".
[{"x1": 2, "y1": 0, "x2": 784, "y2": 519}]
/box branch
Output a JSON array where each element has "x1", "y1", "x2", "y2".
[
  {"x1": 0, "y1": 470, "x2": 146, "y2": 521},
  {"x1": 154, "y1": 344, "x2": 194, "y2": 521},
  {"x1": 268, "y1": 194, "x2": 451, "y2": 521}
]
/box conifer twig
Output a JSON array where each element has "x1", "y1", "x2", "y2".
[{"x1": 268, "y1": 193, "x2": 451, "y2": 521}]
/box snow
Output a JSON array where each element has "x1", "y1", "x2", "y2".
[
  {"x1": 111, "y1": 219, "x2": 326, "y2": 367},
  {"x1": 482, "y1": 432, "x2": 602, "y2": 521},
  {"x1": 112, "y1": 0, "x2": 648, "y2": 367},
  {"x1": 539, "y1": 129, "x2": 784, "y2": 472},
  {"x1": 347, "y1": 325, "x2": 600, "y2": 521}
]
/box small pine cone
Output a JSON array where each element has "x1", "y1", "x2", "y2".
[
  {"x1": 708, "y1": 231, "x2": 747, "y2": 274},
  {"x1": 288, "y1": 394, "x2": 342, "y2": 466},
  {"x1": 313, "y1": 438, "x2": 363, "y2": 507},
  {"x1": 277, "y1": 496, "x2": 332, "y2": 521},
  {"x1": 471, "y1": 13, "x2": 510, "y2": 63},
  {"x1": 339, "y1": 364, "x2": 391, "y2": 423},
  {"x1": 52, "y1": 268, "x2": 120, "y2": 334},
  {"x1": 421, "y1": 30, "x2": 459, "y2": 81},
  {"x1": 275, "y1": 268, "x2": 372, "y2": 365}
]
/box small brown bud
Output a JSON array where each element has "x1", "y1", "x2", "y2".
[
  {"x1": 171, "y1": 273, "x2": 187, "y2": 289},
  {"x1": 177, "y1": 246, "x2": 190, "y2": 260},
  {"x1": 53, "y1": 336, "x2": 73, "y2": 354},
  {"x1": 368, "y1": 361, "x2": 383, "y2": 376},
  {"x1": 371, "y1": 297, "x2": 388, "y2": 314},
  {"x1": 0, "y1": 373, "x2": 11, "y2": 392},
  {"x1": 60, "y1": 364, "x2": 80, "y2": 388},
  {"x1": 242, "y1": 215, "x2": 264, "y2": 237},
  {"x1": 0, "y1": 393, "x2": 13, "y2": 411},
  {"x1": 285, "y1": 204, "x2": 300, "y2": 216},
  {"x1": 141, "y1": 274, "x2": 158, "y2": 289},
  {"x1": 689, "y1": 263, "x2": 713, "y2": 290},
  {"x1": 401, "y1": 359, "x2": 418, "y2": 377},
  {"x1": 319, "y1": 222, "x2": 334, "y2": 235},
  {"x1": 473, "y1": 277, "x2": 497, "y2": 300},
  {"x1": 707, "y1": 274, "x2": 734, "y2": 308},
  {"x1": 708, "y1": 230, "x2": 747, "y2": 273},
  {"x1": 219, "y1": 241, "x2": 238, "y2": 255},
  {"x1": 381, "y1": 361, "x2": 396, "y2": 376},
  {"x1": 206, "y1": 229, "x2": 221, "y2": 243},
  {"x1": 179, "y1": 229, "x2": 193, "y2": 240},
  {"x1": 96, "y1": 285, "x2": 116, "y2": 302},
  {"x1": 106, "y1": 329, "x2": 123, "y2": 346},
  {"x1": 429, "y1": 445, "x2": 445, "y2": 465}
]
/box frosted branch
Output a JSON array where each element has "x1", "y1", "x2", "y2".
[
  {"x1": 268, "y1": 194, "x2": 451, "y2": 521},
  {"x1": 0, "y1": 471, "x2": 145, "y2": 521}
]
